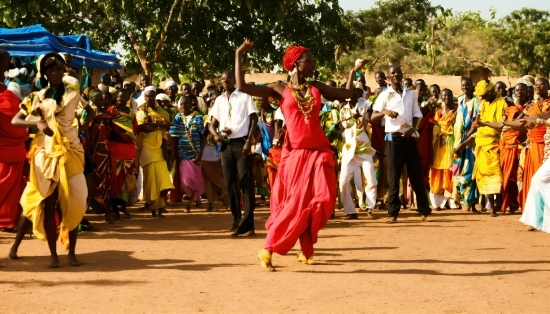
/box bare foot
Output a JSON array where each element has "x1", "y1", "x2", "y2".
[
  {"x1": 68, "y1": 253, "x2": 81, "y2": 266},
  {"x1": 9, "y1": 247, "x2": 18, "y2": 259},
  {"x1": 47, "y1": 255, "x2": 60, "y2": 268}
]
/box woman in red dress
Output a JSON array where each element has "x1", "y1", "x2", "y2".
[{"x1": 234, "y1": 39, "x2": 368, "y2": 270}]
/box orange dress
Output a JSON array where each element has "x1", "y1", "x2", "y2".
[
  {"x1": 264, "y1": 85, "x2": 336, "y2": 259},
  {"x1": 429, "y1": 109, "x2": 456, "y2": 197},
  {"x1": 520, "y1": 99, "x2": 550, "y2": 209},
  {"x1": 499, "y1": 105, "x2": 524, "y2": 212}
]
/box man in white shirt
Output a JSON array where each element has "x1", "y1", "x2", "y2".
[
  {"x1": 209, "y1": 70, "x2": 258, "y2": 236},
  {"x1": 371, "y1": 65, "x2": 431, "y2": 222},
  {"x1": 339, "y1": 85, "x2": 378, "y2": 220}
]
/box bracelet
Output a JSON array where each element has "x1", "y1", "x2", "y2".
[{"x1": 536, "y1": 118, "x2": 544, "y2": 125}]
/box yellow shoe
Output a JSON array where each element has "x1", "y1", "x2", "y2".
[
  {"x1": 297, "y1": 252, "x2": 315, "y2": 265},
  {"x1": 258, "y1": 249, "x2": 275, "y2": 271}
]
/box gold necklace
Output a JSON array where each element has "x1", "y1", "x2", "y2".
[{"x1": 289, "y1": 82, "x2": 314, "y2": 120}]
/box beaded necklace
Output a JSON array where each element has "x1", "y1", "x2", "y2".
[
  {"x1": 288, "y1": 81, "x2": 314, "y2": 120},
  {"x1": 182, "y1": 112, "x2": 197, "y2": 152}
]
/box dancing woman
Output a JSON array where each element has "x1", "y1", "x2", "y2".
[
  {"x1": 233, "y1": 39, "x2": 368, "y2": 270},
  {"x1": 9, "y1": 52, "x2": 94, "y2": 268}
]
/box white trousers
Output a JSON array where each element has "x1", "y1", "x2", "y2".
[
  {"x1": 429, "y1": 191, "x2": 459, "y2": 209},
  {"x1": 340, "y1": 153, "x2": 377, "y2": 214}
]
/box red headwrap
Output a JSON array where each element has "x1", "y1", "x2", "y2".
[{"x1": 282, "y1": 45, "x2": 310, "y2": 72}]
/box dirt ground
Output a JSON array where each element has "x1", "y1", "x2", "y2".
[{"x1": 1, "y1": 200, "x2": 549, "y2": 313}]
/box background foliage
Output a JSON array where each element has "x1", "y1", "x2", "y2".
[{"x1": 1, "y1": 0, "x2": 549, "y2": 82}]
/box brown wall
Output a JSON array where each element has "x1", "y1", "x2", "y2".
[{"x1": 86, "y1": 70, "x2": 520, "y2": 96}]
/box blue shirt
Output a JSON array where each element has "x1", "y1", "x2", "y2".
[{"x1": 169, "y1": 112, "x2": 205, "y2": 160}]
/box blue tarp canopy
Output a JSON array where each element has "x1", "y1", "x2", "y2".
[{"x1": 0, "y1": 24, "x2": 120, "y2": 69}]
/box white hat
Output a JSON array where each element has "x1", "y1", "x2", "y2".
[
  {"x1": 144, "y1": 85, "x2": 156, "y2": 93},
  {"x1": 155, "y1": 93, "x2": 170, "y2": 102},
  {"x1": 165, "y1": 80, "x2": 177, "y2": 88}
]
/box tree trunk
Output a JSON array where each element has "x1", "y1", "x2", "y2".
[{"x1": 129, "y1": 32, "x2": 154, "y2": 77}]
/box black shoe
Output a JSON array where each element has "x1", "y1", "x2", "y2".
[
  {"x1": 151, "y1": 210, "x2": 158, "y2": 218},
  {"x1": 345, "y1": 213, "x2": 358, "y2": 220},
  {"x1": 122, "y1": 211, "x2": 132, "y2": 219}
]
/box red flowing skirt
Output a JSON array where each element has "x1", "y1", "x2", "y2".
[
  {"x1": 0, "y1": 161, "x2": 25, "y2": 229},
  {"x1": 264, "y1": 145, "x2": 336, "y2": 259},
  {"x1": 266, "y1": 146, "x2": 282, "y2": 189}
]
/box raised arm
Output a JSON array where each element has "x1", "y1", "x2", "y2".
[
  {"x1": 311, "y1": 59, "x2": 369, "y2": 102},
  {"x1": 235, "y1": 39, "x2": 284, "y2": 97}
]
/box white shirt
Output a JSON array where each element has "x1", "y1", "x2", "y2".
[
  {"x1": 340, "y1": 99, "x2": 374, "y2": 162},
  {"x1": 372, "y1": 86, "x2": 422, "y2": 133},
  {"x1": 274, "y1": 107, "x2": 286, "y2": 126},
  {"x1": 210, "y1": 89, "x2": 258, "y2": 139}
]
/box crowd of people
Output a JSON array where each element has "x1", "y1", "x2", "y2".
[{"x1": 1, "y1": 40, "x2": 550, "y2": 270}]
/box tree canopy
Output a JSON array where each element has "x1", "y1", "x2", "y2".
[{"x1": 1, "y1": 0, "x2": 549, "y2": 82}]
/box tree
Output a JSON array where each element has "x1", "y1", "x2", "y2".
[
  {"x1": 498, "y1": 8, "x2": 550, "y2": 77},
  {"x1": 1, "y1": 0, "x2": 359, "y2": 83}
]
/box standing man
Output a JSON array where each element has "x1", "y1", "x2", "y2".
[
  {"x1": 165, "y1": 80, "x2": 179, "y2": 107},
  {"x1": 192, "y1": 81, "x2": 208, "y2": 115},
  {"x1": 371, "y1": 65, "x2": 431, "y2": 222},
  {"x1": 134, "y1": 74, "x2": 151, "y2": 104},
  {"x1": 209, "y1": 70, "x2": 258, "y2": 236},
  {"x1": 0, "y1": 49, "x2": 27, "y2": 232},
  {"x1": 339, "y1": 84, "x2": 377, "y2": 219}
]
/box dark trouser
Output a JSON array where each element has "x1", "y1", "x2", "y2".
[
  {"x1": 386, "y1": 136, "x2": 431, "y2": 217},
  {"x1": 220, "y1": 137, "x2": 255, "y2": 233}
]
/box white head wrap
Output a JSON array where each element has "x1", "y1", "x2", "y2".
[
  {"x1": 144, "y1": 85, "x2": 156, "y2": 93},
  {"x1": 165, "y1": 80, "x2": 177, "y2": 88},
  {"x1": 155, "y1": 93, "x2": 171, "y2": 102},
  {"x1": 517, "y1": 78, "x2": 534, "y2": 87}
]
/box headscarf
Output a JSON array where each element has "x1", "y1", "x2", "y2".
[
  {"x1": 521, "y1": 75, "x2": 536, "y2": 86},
  {"x1": 144, "y1": 85, "x2": 156, "y2": 93},
  {"x1": 282, "y1": 45, "x2": 310, "y2": 72},
  {"x1": 517, "y1": 77, "x2": 534, "y2": 87},
  {"x1": 155, "y1": 93, "x2": 171, "y2": 102},
  {"x1": 165, "y1": 80, "x2": 177, "y2": 88},
  {"x1": 88, "y1": 88, "x2": 102, "y2": 101},
  {"x1": 475, "y1": 80, "x2": 495, "y2": 97},
  {"x1": 39, "y1": 52, "x2": 67, "y2": 77}
]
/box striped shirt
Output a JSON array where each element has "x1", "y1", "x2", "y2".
[{"x1": 169, "y1": 112, "x2": 204, "y2": 160}]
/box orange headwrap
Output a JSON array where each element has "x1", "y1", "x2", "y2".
[{"x1": 282, "y1": 45, "x2": 310, "y2": 72}]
